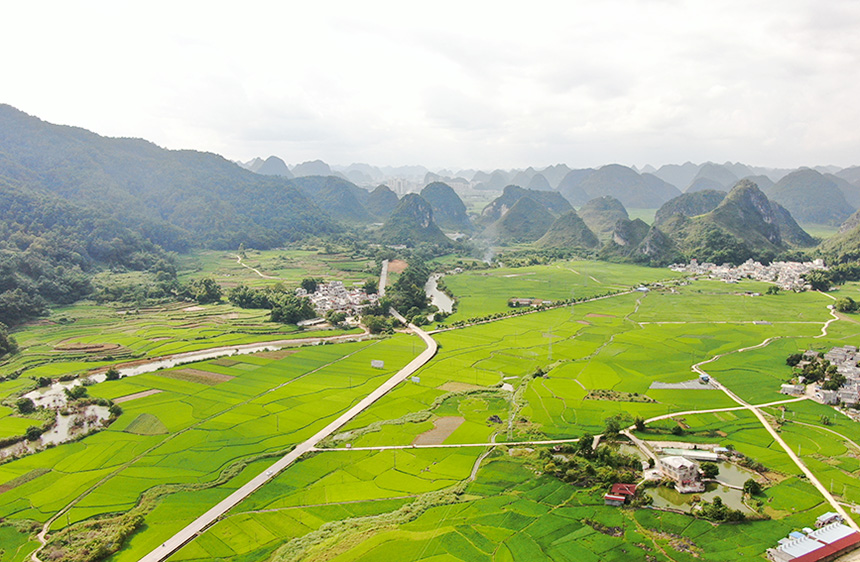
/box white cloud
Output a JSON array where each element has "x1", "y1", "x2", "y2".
[{"x1": 1, "y1": 0, "x2": 858, "y2": 170}]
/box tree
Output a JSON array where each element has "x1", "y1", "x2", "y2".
[
  {"x1": 26, "y1": 426, "x2": 42, "y2": 441},
  {"x1": 634, "y1": 416, "x2": 646, "y2": 432},
  {"x1": 766, "y1": 285, "x2": 780, "y2": 295},
  {"x1": 700, "y1": 462, "x2": 719, "y2": 479},
  {"x1": 325, "y1": 310, "x2": 347, "y2": 326},
  {"x1": 820, "y1": 415, "x2": 832, "y2": 426},
  {"x1": 190, "y1": 278, "x2": 222, "y2": 304},
  {"x1": 0, "y1": 322, "x2": 18, "y2": 359},
  {"x1": 64, "y1": 385, "x2": 87, "y2": 400},
  {"x1": 363, "y1": 315, "x2": 392, "y2": 334},
  {"x1": 603, "y1": 417, "x2": 621, "y2": 436},
  {"x1": 743, "y1": 478, "x2": 762, "y2": 496},
  {"x1": 786, "y1": 353, "x2": 803, "y2": 367},
  {"x1": 301, "y1": 278, "x2": 320, "y2": 293},
  {"x1": 16, "y1": 397, "x2": 35, "y2": 414},
  {"x1": 806, "y1": 270, "x2": 831, "y2": 291},
  {"x1": 835, "y1": 297, "x2": 859, "y2": 313},
  {"x1": 105, "y1": 366, "x2": 120, "y2": 381},
  {"x1": 363, "y1": 279, "x2": 378, "y2": 295}
]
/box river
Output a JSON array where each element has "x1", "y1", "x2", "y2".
[{"x1": 425, "y1": 274, "x2": 454, "y2": 314}]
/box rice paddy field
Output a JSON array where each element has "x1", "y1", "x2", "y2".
[
  {"x1": 0, "y1": 299, "x2": 361, "y2": 395},
  {"x1": 1, "y1": 258, "x2": 858, "y2": 562},
  {"x1": 438, "y1": 260, "x2": 686, "y2": 323},
  {"x1": 178, "y1": 249, "x2": 378, "y2": 290}
]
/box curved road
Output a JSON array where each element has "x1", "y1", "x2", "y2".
[
  {"x1": 690, "y1": 299, "x2": 859, "y2": 531},
  {"x1": 137, "y1": 318, "x2": 437, "y2": 562}
]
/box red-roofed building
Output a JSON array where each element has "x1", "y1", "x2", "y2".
[
  {"x1": 767, "y1": 522, "x2": 860, "y2": 562},
  {"x1": 611, "y1": 483, "x2": 637, "y2": 497},
  {"x1": 603, "y1": 494, "x2": 626, "y2": 507}
]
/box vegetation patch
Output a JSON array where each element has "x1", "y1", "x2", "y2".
[
  {"x1": 412, "y1": 416, "x2": 465, "y2": 445},
  {"x1": 585, "y1": 389, "x2": 656, "y2": 403},
  {"x1": 0, "y1": 467, "x2": 51, "y2": 493},
  {"x1": 123, "y1": 413, "x2": 169, "y2": 435},
  {"x1": 112, "y1": 389, "x2": 162, "y2": 404},
  {"x1": 156, "y1": 368, "x2": 234, "y2": 385},
  {"x1": 254, "y1": 349, "x2": 300, "y2": 360}
]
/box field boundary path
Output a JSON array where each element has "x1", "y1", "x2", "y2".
[
  {"x1": 137, "y1": 316, "x2": 437, "y2": 562},
  {"x1": 234, "y1": 254, "x2": 281, "y2": 279},
  {"x1": 689, "y1": 296, "x2": 859, "y2": 531}
]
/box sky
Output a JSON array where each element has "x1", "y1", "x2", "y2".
[{"x1": 3, "y1": 0, "x2": 859, "y2": 171}]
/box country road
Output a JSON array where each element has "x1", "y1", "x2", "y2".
[
  {"x1": 690, "y1": 301, "x2": 860, "y2": 531},
  {"x1": 136, "y1": 319, "x2": 437, "y2": 562}
]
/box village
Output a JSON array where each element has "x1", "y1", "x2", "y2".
[
  {"x1": 780, "y1": 345, "x2": 860, "y2": 417},
  {"x1": 297, "y1": 280, "x2": 379, "y2": 317},
  {"x1": 670, "y1": 258, "x2": 827, "y2": 291}
]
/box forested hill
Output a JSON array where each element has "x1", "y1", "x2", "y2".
[
  {"x1": 0, "y1": 104, "x2": 338, "y2": 250},
  {"x1": 0, "y1": 178, "x2": 176, "y2": 324}
]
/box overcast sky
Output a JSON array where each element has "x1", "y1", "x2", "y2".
[{"x1": 3, "y1": 1, "x2": 859, "y2": 171}]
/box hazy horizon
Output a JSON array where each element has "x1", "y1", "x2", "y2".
[{"x1": 3, "y1": 1, "x2": 859, "y2": 170}]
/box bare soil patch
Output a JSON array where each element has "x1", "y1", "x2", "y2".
[
  {"x1": 387, "y1": 259, "x2": 408, "y2": 274},
  {"x1": 254, "y1": 349, "x2": 299, "y2": 360},
  {"x1": 577, "y1": 320, "x2": 591, "y2": 325},
  {"x1": 183, "y1": 305, "x2": 205, "y2": 312},
  {"x1": 157, "y1": 368, "x2": 234, "y2": 385},
  {"x1": 412, "y1": 416, "x2": 465, "y2": 446},
  {"x1": 586, "y1": 313, "x2": 615, "y2": 318},
  {"x1": 210, "y1": 358, "x2": 241, "y2": 367},
  {"x1": 437, "y1": 382, "x2": 485, "y2": 392},
  {"x1": 54, "y1": 342, "x2": 122, "y2": 354},
  {"x1": 114, "y1": 389, "x2": 163, "y2": 404}
]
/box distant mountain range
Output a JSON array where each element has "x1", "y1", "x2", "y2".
[{"x1": 5, "y1": 103, "x2": 860, "y2": 270}]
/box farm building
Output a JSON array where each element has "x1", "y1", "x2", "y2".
[
  {"x1": 816, "y1": 513, "x2": 842, "y2": 528},
  {"x1": 603, "y1": 494, "x2": 626, "y2": 507},
  {"x1": 781, "y1": 384, "x2": 805, "y2": 395},
  {"x1": 659, "y1": 456, "x2": 704, "y2": 493},
  {"x1": 766, "y1": 522, "x2": 860, "y2": 562}
]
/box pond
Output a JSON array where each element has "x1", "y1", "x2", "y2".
[{"x1": 646, "y1": 480, "x2": 753, "y2": 514}]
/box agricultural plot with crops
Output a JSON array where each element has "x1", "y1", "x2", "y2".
[{"x1": 1, "y1": 259, "x2": 858, "y2": 562}]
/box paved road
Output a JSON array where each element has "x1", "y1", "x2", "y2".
[
  {"x1": 378, "y1": 259, "x2": 389, "y2": 297},
  {"x1": 690, "y1": 321, "x2": 860, "y2": 531},
  {"x1": 137, "y1": 319, "x2": 437, "y2": 562}
]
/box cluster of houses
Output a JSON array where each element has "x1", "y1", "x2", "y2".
[
  {"x1": 767, "y1": 514, "x2": 860, "y2": 562},
  {"x1": 296, "y1": 281, "x2": 379, "y2": 316},
  {"x1": 781, "y1": 346, "x2": 860, "y2": 408},
  {"x1": 670, "y1": 259, "x2": 826, "y2": 291}
]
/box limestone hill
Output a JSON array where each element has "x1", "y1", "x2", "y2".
[
  {"x1": 578, "y1": 196, "x2": 629, "y2": 243},
  {"x1": 420, "y1": 182, "x2": 472, "y2": 231},
  {"x1": 764, "y1": 169, "x2": 855, "y2": 226},
  {"x1": 379, "y1": 194, "x2": 451, "y2": 246},
  {"x1": 536, "y1": 211, "x2": 600, "y2": 250}
]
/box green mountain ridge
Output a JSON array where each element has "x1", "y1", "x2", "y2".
[
  {"x1": 420, "y1": 182, "x2": 472, "y2": 231},
  {"x1": 365, "y1": 185, "x2": 400, "y2": 219},
  {"x1": 764, "y1": 169, "x2": 855, "y2": 226},
  {"x1": 578, "y1": 196, "x2": 629, "y2": 244},
  {"x1": 379, "y1": 194, "x2": 451, "y2": 247},
  {"x1": 481, "y1": 185, "x2": 573, "y2": 224},
  {"x1": 536, "y1": 211, "x2": 600, "y2": 250},
  {"x1": 490, "y1": 197, "x2": 556, "y2": 243},
  {"x1": 0, "y1": 104, "x2": 338, "y2": 250}
]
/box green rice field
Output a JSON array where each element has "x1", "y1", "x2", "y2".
[{"x1": 1, "y1": 258, "x2": 858, "y2": 562}]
